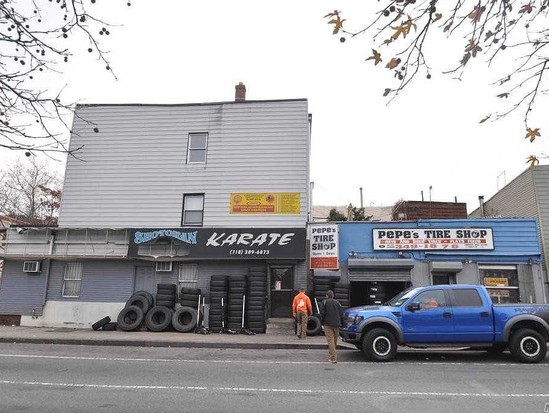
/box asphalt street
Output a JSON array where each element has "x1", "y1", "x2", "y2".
[{"x1": 0, "y1": 343, "x2": 548, "y2": 413}]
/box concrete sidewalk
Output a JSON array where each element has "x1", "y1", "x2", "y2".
[{"x1": 0, "y1": 325, "x2": 355, "y2": 350}]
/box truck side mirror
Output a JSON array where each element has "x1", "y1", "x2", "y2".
[{"x1": 406, "y1": 302, "x2": 421, "y2": 312}]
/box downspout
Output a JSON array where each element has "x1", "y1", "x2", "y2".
[{"x1": 41, "y1": 230, "x2": 56, "y2": 311}]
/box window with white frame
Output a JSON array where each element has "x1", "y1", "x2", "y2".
[
  {"x1": 178, "y1": 263, "x2": 198, "y2": 288},
  {"x1": 62, "y1": 262, "x2": 83, "y2": 297},
  {"x1": 182, "y1": 194, "x2": 204, "y2": 226},
  {"x1": 187, "y1": 132, "x2": 208, "y2": 164}
]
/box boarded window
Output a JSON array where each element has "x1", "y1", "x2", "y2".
[{"x1": 178, "y1": 264, "x2": 198, "y2": 289}]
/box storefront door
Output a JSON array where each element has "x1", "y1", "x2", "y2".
[
  {"x1": 134, "y1": 266, "x2": 155, "y2": 294},
  {"x1": 270, "y1": 266, "x2": 294, "y2": 318}
]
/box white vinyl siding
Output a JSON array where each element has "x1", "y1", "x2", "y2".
[
  {"x1": 59, "y1": 100, "x2": 309, "y2": 228},
  {"x1": 62, "y1": 262, "x2": 83, "y2": 297}
]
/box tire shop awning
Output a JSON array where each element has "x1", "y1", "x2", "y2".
[
  {"x1": 348, "y1": 258, "x2": 413, "y2": 282},
  {"x1": 429, "y1": 261, "x2": 463, "y2": 273}
]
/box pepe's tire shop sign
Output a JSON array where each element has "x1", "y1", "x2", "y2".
[{"x1": 311, "y1": 219, "x2": 546, "y2": 306}]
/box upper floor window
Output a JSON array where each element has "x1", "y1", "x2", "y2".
[
  {"x1": 187, "y1": 133, "x2": 208, "y2": 164},
  {"x1": 182, "y1": 194, "x2": 204, "y2": 226}
]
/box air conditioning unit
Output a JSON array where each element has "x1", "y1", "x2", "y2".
[
  {"x1": 156, "y1": 261, "x2": 173, "y2": 272},
  {"x1": 23, "y1": 261, "x2": 41, "y2": 273}
]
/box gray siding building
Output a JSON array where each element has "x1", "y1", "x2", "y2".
[
  {"x1": 0, "y1": 87, "x2": 311, "y2": 328},
  {"x1": 469, "y1": 165, "x2": 549, "y2": 300}
]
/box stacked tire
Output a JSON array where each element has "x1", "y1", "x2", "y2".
[
  {"x1": 313, "y1": 277, "x2": 335, "y2": 313},
  {"x1": 368, "y1": 282, "x2": 386, "y2": 305},
  {"x1": 227, "y1": 275, "x2": 247, "y2": 330},
  {"x1": 245, "y1": 269, "x2": 267, "y2": 334},
  {"x1": 117, "y1": 290, "x2": 154, "y2": 331},
  {"x1": 156, "y1": 283, "x2": 177, "y2": 308},
  {"x1": 209, "y1": 275, "x2": 228, "y2": 333},
  {"x1": 174, "y1": 288, "x2": 202, "y2": 333},
  {"x1": 333, "y1": 282, "x2": 350, "y2": 309}
]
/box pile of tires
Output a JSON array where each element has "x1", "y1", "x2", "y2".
[
  {"x1": 333, "y1": 282, "x2": 350, "y2": 308},
  {"x1": 368, "y1": 282, "x2": 386, "y2": 305},
  {"x1": 117, "y1": 290, "x2": 154, "y2": 331},
  {"x1": 227, "y1": 275, "x2": 247, "y2": 330},
  {"x1": 156, "y1": 283, "x2": 177, "y2": 308},
  {"x1": 245, "y1": 269, "x2": 267, "y2": 334},
  {"x1": 92, "y1": 316, "x2": 117, "y2": 331},
  {"x1": 209, "y1": 275, "x2": 228, "y2": 333}
]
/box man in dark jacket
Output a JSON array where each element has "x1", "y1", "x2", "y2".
[{"x1": 319, "y1": 290, "x2": 345, "y2": 364}]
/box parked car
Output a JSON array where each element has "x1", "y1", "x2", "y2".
[{"x1": 341, "y1": 284, "x2": 549, "y2": 363}]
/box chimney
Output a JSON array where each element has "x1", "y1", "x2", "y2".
[
  {"x1": 235, "y1": 82, "x2": 246, "y2": 102},
  {"x1": 478, "y1": 195, "x2": 485, "y2": 218}
]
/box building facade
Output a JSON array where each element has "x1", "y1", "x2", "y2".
[
  {"x1": 469, "y1": 165, "x2": 549, "y2": 301},
  {"x1": 0, "y1": 92, "x2": 311, "y2": 327},
  {"x1": 310, "y1": 219, "x2": 546, "y2": 306}
]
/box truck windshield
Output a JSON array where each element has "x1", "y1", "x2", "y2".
[{"x1": 385, "y1": 287, "x2": 419, "y2": 307}]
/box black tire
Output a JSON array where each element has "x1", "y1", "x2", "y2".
[
  {"x1": 509, "y1": 328, "x2": 547, "y2": 363},
  {"x1": 133, "y1": 290, "x2": 155, "y2": 307},
  {"x1": 180, "y1": 292, "x2": 200, "y2": 301},
  {"x1": 117, "y1": 305, "x2": 145, "y2": 331},
  {"x1": 180, "y1": 287, "x2": 201, "y2": 296},
  {"x1": 157, "y1": 283, "x2": 177, "y2": 290},
  {"x1": 306, "y1": 315, "x2": 322, "y2": 336},
  {"x1": 145, "y1": 306, "x2": 173, "y2": 332},
  {"x1": 125, "y1": 295, "x2": 151, "y2": 314},
  {"x1": 172, "y1": 306, "x2": 198, "y2": 332},
  {"x1": 180, "y1": 299, "x2": 199, "y2": 308},
  {"x1": 156, "y1": 293, "x2": 176, "y2": 301},
  {"x1": 103, "y1": 322, "x2": 118, "y2": 331},
  {"x1": 92, "y1": 316, "x2": 111, "y2": 331},
  {"x1": 362, "y1": 328, "x2": 398, "y2": 362}
]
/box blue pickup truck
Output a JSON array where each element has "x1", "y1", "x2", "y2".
[{"x1": 341, "y1": 284, "x2": 549, "y2": 363}]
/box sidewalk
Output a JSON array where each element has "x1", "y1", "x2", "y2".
[{"x1": 0, "y1": 325, "x2": 355, "y2": 350}]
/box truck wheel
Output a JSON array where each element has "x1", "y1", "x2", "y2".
[
  {"x1": 510, "y1": 329, "x2": 547, "y2": 363},
  {"x1": 362, "y1": 328, "x2": 397, "y2": 362}
]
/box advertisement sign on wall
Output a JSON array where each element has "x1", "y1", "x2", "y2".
[
  {"x1": 310, "y1": 224, "x2": 339, "y2": 270},
  {"x1": 373, "y1": 228, "x2": 494, "y2": 250},
  {"x1": 230, "y1": 193, "x2": 300, "y2": 214},
  {"x1": 128, "y1": 228, "x2": 306, "y2": 259}
]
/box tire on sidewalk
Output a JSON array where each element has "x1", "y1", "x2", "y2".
[
  {"x1": 92, "y1": 316, "x2": 111, "y2": 331},
  {"x1": 117, "y1": 305, "x2": 145, "y2": 331},
  {"x1": 306, "y1": 315, "x2": 322, "y2": 336},
  {"x1": 145, "y1": 306, "x2": 173, "y2": 332},
  {"x1": 172, "y1": 306, "x2": 198, "y2": 333}
]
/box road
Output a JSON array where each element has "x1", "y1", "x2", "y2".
[{"x1": 0, "y1": 343, "x2": 548, "y2": 413}]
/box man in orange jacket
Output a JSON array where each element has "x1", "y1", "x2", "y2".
[{"x1": 292, "y1": 287, "x2": 312, "y2": 339}]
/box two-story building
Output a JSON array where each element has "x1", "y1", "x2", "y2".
[{"x1": 0, "y1": 84, "x2": 311, "y2": 327}]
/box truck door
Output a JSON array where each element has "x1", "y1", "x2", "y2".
[
  {"x1": 401, "y1": 289, "x2": 454, "y2": 343},
  {"x1": 449, "y1": 288, "x2": 494, "y2": 342}
]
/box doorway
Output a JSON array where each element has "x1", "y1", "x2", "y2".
[
  {"x1": 269, "y1": 265, "x2": 294, "y2": 318},
  {"x1": 134, "y1": 266, "x2": 155, "y2": 294}
]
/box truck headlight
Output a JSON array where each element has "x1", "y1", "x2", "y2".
[{"x1": 346, "y1": 316, "x2": 363, "y2": 325}]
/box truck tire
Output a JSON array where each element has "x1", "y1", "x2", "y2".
[
  {"x1": 362, "y1": 328, "x2": 397, "y2": 362},
  {"x1": 509, "y1": 329, "x2": 547, "y2": 363}
]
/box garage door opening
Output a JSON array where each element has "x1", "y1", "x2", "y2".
[{"x1": 350, "y1": 281, "x2": 409, "y2": 306}]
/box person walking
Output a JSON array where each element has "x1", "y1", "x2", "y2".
[
  {"x1": 292, "y1": 287, "x2": 312, "y2": 340},
  {"x1": 320, "y1": 290, "x2": 345, "y2": 364}
]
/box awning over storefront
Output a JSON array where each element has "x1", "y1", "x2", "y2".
[
  {"x1": 348, "y1": 258, "x2": 414, "y2": 270},
  {"x1": 430, "y1": 261, "x2": 463, "y2": 273},
  {"x1": 312, "y1": 269, "x2": 341, "y2": 278},
  {"x1": 348, "y1": 270, "x2": 411, "y2": 282}
]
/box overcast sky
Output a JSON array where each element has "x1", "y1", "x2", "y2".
[{"x1": 2, "y1": 0, "x2": 547, "y2": 213}]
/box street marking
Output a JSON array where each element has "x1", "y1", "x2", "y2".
[
  {"x1": 0, "y1": 379, "x2": 548, "y2": 398},
  {"x1": 0, "y1": 353, "x2": 547, "y2": 367}
]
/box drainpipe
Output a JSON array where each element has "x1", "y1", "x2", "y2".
[{"x1": 41, "y1": 230, "x2": 56, "y2": 309}]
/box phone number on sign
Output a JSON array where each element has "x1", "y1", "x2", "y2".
[{"x1": 229, "y1": 249, "x2": 271, "y2": 255}]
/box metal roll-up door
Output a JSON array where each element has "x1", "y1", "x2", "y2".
[{"x1": 348, "y1": 270, "x2": 411, "y2": 282}]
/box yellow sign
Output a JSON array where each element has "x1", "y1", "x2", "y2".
[
  {"x1": 483, "y1": 277, "x2": 509, "y2": 287},
  {"x1": 230, "y1": 193, "x2": 300, "y2": 214}
]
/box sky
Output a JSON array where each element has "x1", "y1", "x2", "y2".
[{"x1": 2, "y1": 0, "x2": 547, "y2": 213}]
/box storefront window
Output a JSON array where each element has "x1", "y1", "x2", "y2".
[{"x1": 479, "y1": 265, "x2": 519, "y2": 304}]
